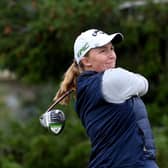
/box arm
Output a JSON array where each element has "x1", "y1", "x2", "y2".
[
  {"x1": 102, "y1": 67, "x2": 149, "y2": 103},
  {"x1": 102, "y1": 68, "x2": 156, "y2": 159}
]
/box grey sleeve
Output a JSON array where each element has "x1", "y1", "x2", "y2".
[{"x1": 102, "y1": 67, "x2": 149, "y2": 103}]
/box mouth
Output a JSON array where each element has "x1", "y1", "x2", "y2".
[
  {"x1": 106, "y1": 61, "x2": 115, "y2": 66},
  {"x1": 104, "y1": 63, "x2": 114, "y2": 70},
  {"x1": 103, "y1": 62, "x2": 115, "y2": 70}
]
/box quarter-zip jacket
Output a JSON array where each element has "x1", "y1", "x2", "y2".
[{"x1": 75, "y1": 70, "x2": 150, "y2": 168}]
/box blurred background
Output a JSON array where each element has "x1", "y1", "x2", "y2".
[{"x1": 0, "y1": 0, "x2": 167, "y2": 167}]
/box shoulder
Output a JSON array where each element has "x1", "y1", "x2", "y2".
[
  {"x1": 103, "y1": 67, "x2": 131, "y2": 78},
  {"x1": 102, "y1": 67, "x2": 148, "y2": 103},
  {"x1": 102, "y1": 67, "x2": 132, "y2": 86}
]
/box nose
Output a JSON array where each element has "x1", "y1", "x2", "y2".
[{"x1": 108, "y1": 50, "x2": 116, "y2": 59}]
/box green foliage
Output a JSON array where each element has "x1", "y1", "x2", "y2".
[
  {"x1": 0, "y1": 0, "x2": 168, "y2": 167},
  {"x1": 154, "y1": 126, "x2": 168, "y2": 168},
  {"x1": 63, "y1": 141, "x2": 90, "y2": 168},
  {"x1": 0, "y1": 103, "x2": 90, "y2": 168},
  {"x1": 0, "y1": 158, "x2": 22, "y2": 168},
  {"x1": 0, "y1": 0, "x2": 117, "y2": 82},
  {"x1": 0, "y1": 83, "x2": 90, "y2": 168}
]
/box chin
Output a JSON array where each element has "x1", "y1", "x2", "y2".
[{"x1": 111, "y1": 64, "x2": 116, "y2": 68}]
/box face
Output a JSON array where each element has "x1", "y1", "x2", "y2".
[{"x1": 81, "y1": 42, "x2": 117, "y2": 72}]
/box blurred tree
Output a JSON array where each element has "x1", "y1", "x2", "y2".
[
  {"x1": 0, "y1": 0, "x2": 118, "y2": 82},
  {"x1": 0, "y1": 0, "x2": 168, "y2": 168}
]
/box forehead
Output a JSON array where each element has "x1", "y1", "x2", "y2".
[
  {"x1": 94, "y1": 42, "x2": 113, "y2": 50},
  {"x1": 87, "y1": 43, "x2": 113, "y2": 56},
  {"x1": 83, "y1": 42, "x2": 113, "y2": 58}
]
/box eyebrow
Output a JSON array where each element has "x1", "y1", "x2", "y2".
[{"x1": 98, "y1": 44, "x2": 114, "y2": 49}]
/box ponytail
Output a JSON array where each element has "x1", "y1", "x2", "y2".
[{"x1": 53, "y1": 61, "x2": 80, "y2": 105}]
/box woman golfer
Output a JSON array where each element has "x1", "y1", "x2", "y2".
[{"x1": 53, "y1": 29, "x2": 159, "y2": 168}]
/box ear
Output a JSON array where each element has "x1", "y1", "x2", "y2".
[{"x1": 81, "y1": 57, "x2": 92, "y2": 67}]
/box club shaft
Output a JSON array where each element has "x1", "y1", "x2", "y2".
[{"x1": 46, "y1": 90, "x2": 73, "y2": 112}]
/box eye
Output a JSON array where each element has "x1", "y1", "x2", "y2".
[
  {"x1": 99, "y1": 49, "x2": 105, "y2": 53},
  {"x1": 111, "y1": 46, "x2": 114, "y2": 50}
]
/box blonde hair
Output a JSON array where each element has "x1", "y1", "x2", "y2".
[{"x1": 53, "y1": 61, "x2": 81, "y2": 105}]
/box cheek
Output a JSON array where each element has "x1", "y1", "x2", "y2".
[
  {"x1": 92, "y1": 56, "x2": 108, "y2": 71},
  {"x1": 93, "y1": 61, "x2": 106, "y2": 72}
]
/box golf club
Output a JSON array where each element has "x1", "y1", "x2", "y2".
[{"x1": 39, "y1": 89, "x2": 73, "y2": 135}]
